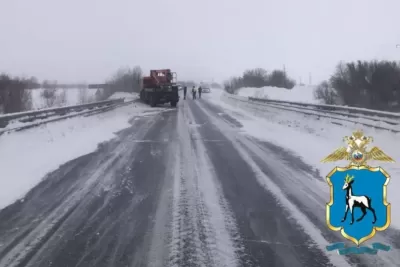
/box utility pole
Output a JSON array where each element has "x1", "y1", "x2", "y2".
[{"x1": 309, "y1": 72, "x2": 312, "y2": 85}]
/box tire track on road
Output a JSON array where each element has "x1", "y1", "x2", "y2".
[
  {"x1": 167, "y1": 102, "x2": 241, "y2": 267},
  {"x1": 190, "y1": 99, "x2": 351, "y2": 267}
]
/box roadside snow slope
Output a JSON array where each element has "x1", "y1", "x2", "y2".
[
  {"x1": 237, "y1": 85, "x2": 321, "y2": 104},
  {"x1": 0, "y1": 103, "x2": 160, "y2": 209}
]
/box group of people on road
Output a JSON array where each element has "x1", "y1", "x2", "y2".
[{"x1": 183, "y1": 86, "x2": 202, "y2": 100}]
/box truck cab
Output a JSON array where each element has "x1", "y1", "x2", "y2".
[{"x1": 140, "y1": 69, "x2": 179, "y2": 107}]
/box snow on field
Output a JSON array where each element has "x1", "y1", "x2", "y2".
[
  {"x1": 108, "y1": 92, "x2": 139, "y2": 101},
  {"x1": 0, "y1": 102, "x2": 160, "y2": 210},
  {"x1": 237, "y1": 85, "x2": 322, "y2": 104},
  {"x1": 31, "y1": 88, "x2": 98, "y2": 110},
  {"x1": 207, "y1": 90, "x2": 400, "y2": 229}
]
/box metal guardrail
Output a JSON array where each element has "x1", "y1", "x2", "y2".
[
  {"x1": 1, "y1": 99, "x2": 138, "y2": 135},
  {"x1": 223, "y1": 93, "x2": 400, "y2": 133},
  {"x1": 0, "y1": 98, "x2": 125, "y2": 129},
  {"x1": 247, "y1": 97, "x2": 400, "y2": 120}
]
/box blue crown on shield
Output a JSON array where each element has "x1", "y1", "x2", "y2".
[{"x1": 321, "y1": 130, "x2": 395, "y2": 255}]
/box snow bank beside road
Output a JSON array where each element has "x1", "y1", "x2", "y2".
[
  {"x1": 0, "y1": 102, "x2": 158, "y2": 210},
  {"x1": 108, "y1": 92, "x2": 139, "y2": 101},
  {"x1": 237, "y1": 85, "x2": 322, "y2": 104}
]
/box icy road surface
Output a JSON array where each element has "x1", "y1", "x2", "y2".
[{"x1": 0, "y1": 95, "x2": 398, "y2": 267}]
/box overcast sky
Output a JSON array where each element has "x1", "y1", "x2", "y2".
[{"x1": 1, "y1": 0, "x2": 400, "y2": 84}]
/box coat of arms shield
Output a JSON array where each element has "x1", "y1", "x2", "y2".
[
  {"x1": 321, "y1": 130, "x2": 395, "y2": 253},
  {"x1": 326, "y1": 166, "x2": 390, "y2": 245}
]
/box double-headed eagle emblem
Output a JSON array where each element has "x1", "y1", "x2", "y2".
[{"x1": 321, "y1": 130, "x2": 395, "y2": 166}]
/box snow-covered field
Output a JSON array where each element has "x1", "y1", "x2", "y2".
[
  {"x1": 30, "y1": 89, "x2": 138, "y2": 110},
  {"x1": 237, "y1": 85, "x2": 322, "y2": 104},
  {"x1": 0, "y1": 102, "x2": 164, "y2": 209},
  {"x1": 31, "y1": 88, "x2": 98, "y2": 110},
  {"x1": 207, "y1": 88, "x2": 400, "y2": 229}
]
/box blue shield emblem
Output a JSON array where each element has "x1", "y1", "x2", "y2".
[{"x1": 327, "y1": 166, "x2": 390, "y2": 245}]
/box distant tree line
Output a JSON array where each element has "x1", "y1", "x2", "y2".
[
  {"x1": 224, "y1": 68, "x2": 296, "y2": 94},
  {"x1": 225, "y1": 61, "x2": 400, "y2": 112},
  {"x1": 0, "y1": 66, "x2": 144, "y2": 114},
  {"x1": 99, "y1": 66, "x2": 142, "y2": 100},
  {"x1": 315, "y1": 60, "x2": 400, "y2": 111},
  {"x1": 4, "y1": 60, "x2": 400, "y2": 114},
  {"x1": 0, "y1": 74, "x2": 36, "y2": 113},
  {"x1": 0, "y1": 75, "x2": 96, "y2": 114}
]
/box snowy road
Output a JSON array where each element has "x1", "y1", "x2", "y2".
[{"x1": 0, "y1": 96, "x2": 398, "y2": 267}]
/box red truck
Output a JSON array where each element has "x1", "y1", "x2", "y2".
[{"x1": 140, "y1": 69, "x2": 179, "y2": 107}]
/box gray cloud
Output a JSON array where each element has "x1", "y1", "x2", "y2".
[{"x1": 1, "y1": 0, "x2": 399, "y2": 84}]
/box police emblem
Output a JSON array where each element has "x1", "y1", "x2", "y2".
[{"x1": 321, "y1": 130, "x2": 395, "y2": 254}]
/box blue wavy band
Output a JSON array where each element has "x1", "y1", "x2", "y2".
[{"x1": 326, "y1": 242, "x2": 390, "y2": 255}]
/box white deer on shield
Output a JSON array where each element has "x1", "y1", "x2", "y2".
[{"x1": 341, "y1": 174, "x2": 377, "y2": 225}]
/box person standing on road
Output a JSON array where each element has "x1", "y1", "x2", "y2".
[
  {"x1": 198, "y1": 86, "x2": 202, "y2": 99},
  {"x1": 183, "y1": 86, "x2": 187, "y2": 99},
  {"x1": 192, "y1": 86, "x2": 197, "y2": 99}
]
